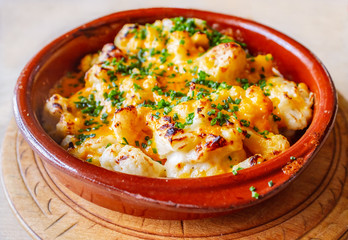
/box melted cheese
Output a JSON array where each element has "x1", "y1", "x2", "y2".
[{"x1": 42, "y1": 18, "x2": 314, "y2": 178}]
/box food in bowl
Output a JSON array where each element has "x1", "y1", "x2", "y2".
[
  {"x1": 42, "y1": 17, "x2": 314, "y2": 178},
  {"x1": 15, "y1": 8, "x2": 336, "y2": 219}
]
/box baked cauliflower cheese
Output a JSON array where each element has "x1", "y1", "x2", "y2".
[{"x1": 42, "y1": 17, "x2": 314, "y2": 178}]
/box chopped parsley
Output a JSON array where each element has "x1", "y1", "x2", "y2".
[
  {"x1": 272, "y1": 113, "x2": 281, "y2": 122},
  {"x1": 207, "y1": 109, "x2": 216, "y2": 116},
  {"x1": 133, "y1": 83, "x2": 143, "y2": 91},
  {"x1": 250, "y1": 186, "x2": 259, "y2": 199},
  {"x1": 232, "y1": 167, "x2": 243, "y2": 175},
  {"x1": 211, "y1": 111, "x2": 230, "y2": 126},
  {"x1": 258, "y1": 79, "x2": 267, "y2": 90},
  {"x1": 252, "y1": 191, "x2": 260, "y2": 199},
  {"x1": 259, "y1": 130, "x2": 270, "y2": 138},
  {"x1": 139, "y1": 28, "x2": 147, "y2": 40},
  {"x1": 75, "y1": 133, "x2": 96, "y2": 146},
  {"x1": 84, "y1": 118, "x2": 98, "y2": 126},
  {"x1": 174, "y1": 112, "x2": 195, "y2": 129},
  {"x1": 105, "y1": 143, "x2": 112, "y2": 148},
  {"x1": 240, "y1": 119, "x2": 250, "y2": 127},
  {"x1": 74, "y1": 94, "x2": 104, "y2": 117},
  {"x1": 101, "y1": 113, "x2": 109, "y2": 124},
  {"x1": 152, "y1": 111, "x2": 161, "y2": 119},
  {"x1": 170, "y1": 17, "x2": 198, "y2": 36},
  {"x1": 160, "y1": 49, "x2": 169, "y2": 64},
  {"x1": 169, "y1": 17, "x2": 246, "y2": 47},
  {"x1": 152, "y1": 85, "x2": 164, "y2": 95},
  {"x1": 156, "y1": 99, "x2": 171, "y2": 109},
  {"x1": 189, "y1": 71, "x2": 233, "y2": 90},
  {"x1": 122, "y1": 137, "x2": 129, "y2": 145},
  {"x1": 186, "y1": 112, "x2": 195, "y2": 125},
  {"x1": 173, "y1": 113, "x2": 179, "y2": 121},
  {"x1": 236, "y1": 78, "x2": 250, "y2": 90},
  {"x1": 268, "y1": 180, "x2": 274, "y2": 187}
]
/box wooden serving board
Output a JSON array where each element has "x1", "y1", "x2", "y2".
[{"x1": 2, "y1": 94, "x2": 348, "y2": 240}]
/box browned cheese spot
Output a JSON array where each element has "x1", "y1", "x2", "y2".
[
  {"x1": 205, "y1": 135, "x2": 227, "y2": 150},
  {"x1": 249, "y1": 155, "x2": 262, "y2": 167},
  {"x1": 116, "y1": 155, "x2": 129, "y2": 164},
  {"x1": 52, "y1": 103, "x2": 63, "y2": 111}
]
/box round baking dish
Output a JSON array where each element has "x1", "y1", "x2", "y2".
[{"x1": 13, "y1": 8, "x2": 337, "y2": 220}]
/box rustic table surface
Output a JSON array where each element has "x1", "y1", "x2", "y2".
[{"x1": 0, "y1": 0, "x2": 347, "y2": 239}]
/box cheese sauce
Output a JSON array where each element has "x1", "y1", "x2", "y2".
[{"x1": 42, "y1": 17, "x2": 314, "y2": 178}]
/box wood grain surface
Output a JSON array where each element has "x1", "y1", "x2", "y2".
[{"x1": 2, "y1": 94, "x2": 348, "y2": 239}]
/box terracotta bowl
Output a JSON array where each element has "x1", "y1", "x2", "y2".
[{"x1": 13, "y1": 8, "x2": 337, "y2": 220}]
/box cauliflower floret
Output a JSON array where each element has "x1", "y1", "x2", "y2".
[
  {"x1": 238, "y1": 86, "x2": 276, "y2": 132},
  {"x1": 246, "y1": 54, "x2": 274, "y2": 84},
  {"x1": 42, "y1": 94, "x2": 69, "y2": 124},
  {"x1": 112, "y1": 105, "x2": 150, "y2": 146},
  {"x1": 97, "y1": 43, "x2": 124, "y2": 63},
  {"x1": 244, "y1": 128, "x2": 290, "y2": 160},
  {"x1": 165, "y1": 155, "x2": 225, "y2": 178},
  {"x1": 191, "y1": 32, "x2": 210, "y2": 49},
  {"x1": 196, "y1": 42, "x2": 247, "y2": 84},
  {"x1": 147, "y1": 99, "x2": 247, "y2": 178},
  {"x1": 213, "y1": 86, "x2": 278, "y2": 133},
  {"x1": 265, "y1": 77, "x2": 314, "y2": 130},
  {"x1": 79, "y1": 53, "x2": 99, "y2": 72},
  {"x1": 61, "y1": 134, "x2": 117, "y2": 165},
  {"x1": 119, "y1": 76, "x2": 157, "y2": 106},
  {"x1": 100, "y1": 144, "x2": 166, "y2": 177},
  {"x1": 55, "y1": 113, "x2": 81, "y2": 139},
  {"x1": 114, "y1": 24, "x2": 144, "y2": 54},
  {"x1": 164, "y1": 140, "x2": 247, "y2": 178},
  {"x1": 231, "y1": 154, "x2": 265, "y2": 172},
  {"x1": 166, "y1": 31, "x2": 203, "y2": 64},
  {"x1": 42, "y1": 94, "x2": 77, "y2": 141},
  {"x1": 114, "y1": 23, "x2": 166, "y2": 54}
]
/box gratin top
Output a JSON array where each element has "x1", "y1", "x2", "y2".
[{"x1": 42, "y1": 17, "x2": 313, "y2": 178}]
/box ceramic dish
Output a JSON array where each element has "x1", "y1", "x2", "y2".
[{"x1": 13, "y1": 8, "x2": 337, "y2": 220}]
